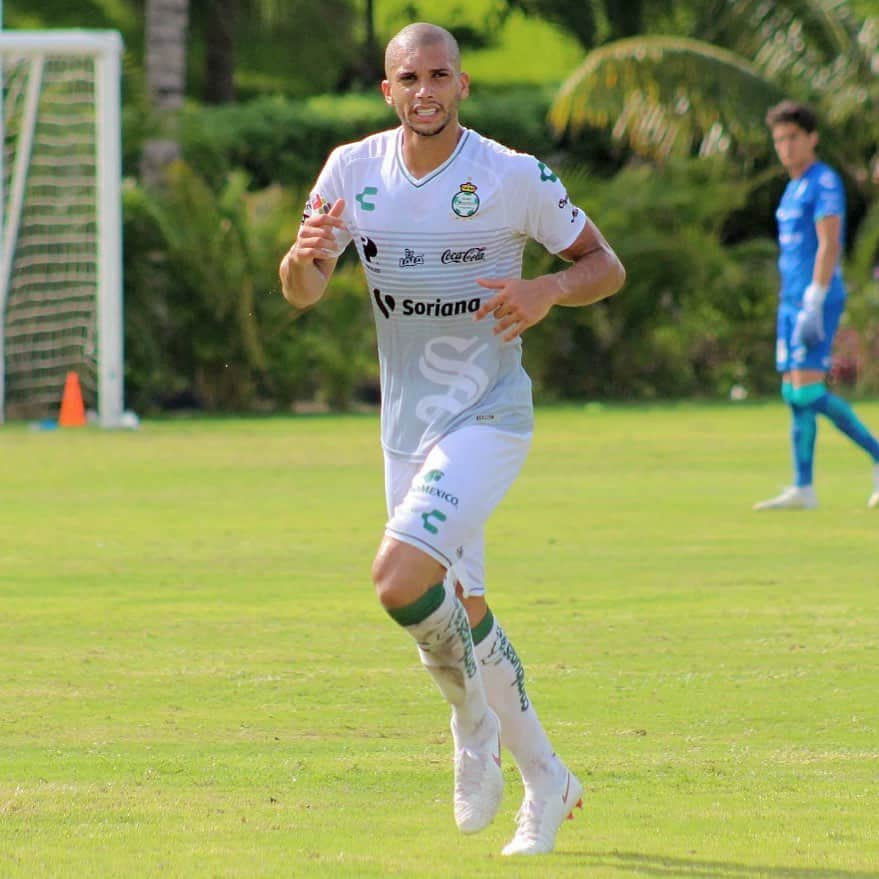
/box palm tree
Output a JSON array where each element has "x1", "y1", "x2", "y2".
[
  {"x1": 140, "y1": 0, "x2": 190, "y2": 187},
  {"x1": 549, "y1": 0, "x2": 878, "y2": 188}
]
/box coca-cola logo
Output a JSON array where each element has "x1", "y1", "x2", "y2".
[{"x1": 441, "y1": 247, "x2": 486, "y2": 265}]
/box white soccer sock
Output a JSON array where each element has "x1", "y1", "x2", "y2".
[
  {"x1": 474, "y1": 613, "x2": 564, "y2": 797},
  {"x1": 399, "y1": 584, "x2": 491, "y2": 741}
]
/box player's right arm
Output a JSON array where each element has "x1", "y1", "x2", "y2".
[{"x1": 279, "y1": 198, "x2": 347, "y2": 309}]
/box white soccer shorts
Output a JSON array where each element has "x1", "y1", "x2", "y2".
[{"x1": 384, "y1": 425, "x2": 532, "y2": 597}]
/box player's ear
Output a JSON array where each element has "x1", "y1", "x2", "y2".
[
  {"x1": 459, "y1": 71, "x2": 470, "y2": 100},
  {"x1": 381, "y1": 80, "x2": 393, "y2": 105}
]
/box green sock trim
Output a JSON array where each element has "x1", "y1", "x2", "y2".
[
  {"x1": 790, "y1": 382, "x2": 826, "y2": 407},
  {"x1": 386, "y1": 583, "x2": 446, "y2": 627},
  {"x1": 470, "y1": 608, "x2": 495, "y2": 646}
]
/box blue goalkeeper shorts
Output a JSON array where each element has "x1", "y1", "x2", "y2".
[{"x1": 775, "y1": 298, "x2": 845, "y2": 373}]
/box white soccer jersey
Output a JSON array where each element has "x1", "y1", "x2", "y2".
[{"x1": 304, "y1": 127, "x2": 588, "y2": 460}]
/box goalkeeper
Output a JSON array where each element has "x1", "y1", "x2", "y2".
[{"x1": 754, "y1": 100, "x2": 879, "y2": 510}]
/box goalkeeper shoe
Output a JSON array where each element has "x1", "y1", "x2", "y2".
[
  {"x1": 753, "y1": 485, "x2": 817, "y2": 511},
  {"x1": 501, "y1": 768, "x2": 584, "y2": 856},
  {"x1": 452, "y1": 709, "x2": 504, "y2": 834}
]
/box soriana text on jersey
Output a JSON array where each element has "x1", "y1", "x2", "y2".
[{"x1": 373, "y1": 289, "x2": 481, "y2": 319}]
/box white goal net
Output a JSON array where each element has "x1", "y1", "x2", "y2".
[{"x1": 0, "y1": 31, "x2": 123, "y2": 425}]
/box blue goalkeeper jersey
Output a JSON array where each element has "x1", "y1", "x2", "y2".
[{"x1": 776, "y1": 160, "x2": 846, "y2": 305}]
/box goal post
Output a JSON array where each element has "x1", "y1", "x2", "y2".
[{"x1": 0, "y1": 30, "x2": 124, "y2": 426}]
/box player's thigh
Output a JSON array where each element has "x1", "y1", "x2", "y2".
[
  {"x1": 791, "y1": 299, "x2": 845, "y2": 372},
  {"x1": 775, "y1": 304, "x2": 797, "y2": 372},
  {"x1": 385, "y1": 426, "x2": 532, "y2": 571}
]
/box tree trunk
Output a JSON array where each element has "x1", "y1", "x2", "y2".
[
  {"x1": 204, "y1": 0, "x2": 237, "y2": 104},
  {"x1": 141, "y1": 0, "x2": 190, "y2": 188}
]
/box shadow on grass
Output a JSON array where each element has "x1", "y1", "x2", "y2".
[{"x1": 558, "y1": 851, "x2": 879, "y2": 879}]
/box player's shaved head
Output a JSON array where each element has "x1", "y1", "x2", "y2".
[{"x1": 385, "y1": 23, "x2": 461, "y2": 77}]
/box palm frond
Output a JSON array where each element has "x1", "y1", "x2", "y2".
[{"x1": 549, "y1": 36, "x2": 786, "y2": 162}]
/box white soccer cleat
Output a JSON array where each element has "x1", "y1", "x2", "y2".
[
  {"x1": 753, "y1": 485, "x2": 817, "y2": 510},
  {"x1": 452, "y1": 710, "x2": 504, "y2": 834},
  {"x1": 501, "y1": 769, "x2": 584, "y2": 856},
  {"x1": 869, "y1": 465, "x2": 879, "y2": 508}
]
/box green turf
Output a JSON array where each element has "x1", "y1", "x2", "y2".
[{"x1": 1, "y1": 403, "x2": 878, "y2": 878}]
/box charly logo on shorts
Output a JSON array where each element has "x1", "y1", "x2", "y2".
[
  {"x1": 421, "y1": 510, "x2": 447, "y2": 534},
  {"x1": 451, "y1": 181, "x2": 480, "y2": 218}
]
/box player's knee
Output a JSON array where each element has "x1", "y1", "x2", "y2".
[
  {"x1": 371, "y1": 547, "x2": 420, "y2": 609},
  {"x1": 371, "y1": 540, "x2": 446, "y2": 610}
]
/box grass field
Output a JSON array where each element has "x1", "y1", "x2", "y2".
[{"x1": 1, "y1": 402, "x2": 878, "y2": 878}]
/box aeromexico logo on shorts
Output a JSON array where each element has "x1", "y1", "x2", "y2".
[
  {"x1": 415, "y1": 468, "x2": 459, "y2": 507},
  {"x1": 372, "y1": 288, "x2": 481, "y2": 320}
]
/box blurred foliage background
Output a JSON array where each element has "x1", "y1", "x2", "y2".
[{"x1": 6, "y1": 0, "x2": 879, "y2": 412}]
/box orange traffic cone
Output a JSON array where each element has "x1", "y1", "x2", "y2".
[{"x1": 58, "y1": 371, "x2": 87, "y2": 427}]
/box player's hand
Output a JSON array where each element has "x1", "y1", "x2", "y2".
[
  {"x1": 282, "y1": 198, "x2": 346, "y2": 280},
  {"x1": 792, "y1": 282, "x2": 829, "y2": 349},
  {"x1": 473, "y1": 277, "x2": 557, "y2": 341},
  {"x1": 793, "y1": 306, "x2": 825, "y2": 348}
]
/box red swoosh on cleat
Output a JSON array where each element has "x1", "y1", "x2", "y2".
[
  {"x1": 492, "y1": 735, "x2": 501, "y2": 768},
  {"x1": 561, "y1": 772, "x2": 571, "y2": 805}
]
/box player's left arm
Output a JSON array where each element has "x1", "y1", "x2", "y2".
[
  {"x1": 793, "y1": 212, "x2": 843, "y2": 347},
  {"x1": 474, "y1": 219, "x2": 625, "y2": 341},
  {"x1": 812, "y1": 213, "x2": 842, "y2": 288}
]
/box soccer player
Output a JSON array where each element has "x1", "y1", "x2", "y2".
[
  {"x1": 279, "y1": 22, "x2": 625, "y2": 855},
  {"x1": 754, "y1": 100, "x2": 879, "y2": 511}
]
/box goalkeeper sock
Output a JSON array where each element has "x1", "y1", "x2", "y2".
[
  {"x1": 789, "y1": 402, "x2": 818, "y2": 487},
  {"x1": 387, "y1": 583, "x2": 490, "y2": 740},
  {"x1": 472, "y1": 609, "x2": 562, "y2": 797},
  {"x1": 813, "y1": 390, "x2": 879, "y2": 461}
]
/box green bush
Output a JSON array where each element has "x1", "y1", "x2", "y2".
[
  {"x1": 123, "y1": 167, "x2": 377, "y2": 413},
  {"x1": 181, "y1": 87, "x2": 566, "y2": 192},
  {"x1": 522, "y1": 159, "x2": 780, "y2": 401}
]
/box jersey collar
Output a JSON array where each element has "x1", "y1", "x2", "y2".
[{"x1": 395, "y1": 127, "x2": 471, "y2": 188}]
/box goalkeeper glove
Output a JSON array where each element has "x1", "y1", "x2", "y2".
[{"x1": 793, "y1": 282, "x2": 829, "y2": 349}]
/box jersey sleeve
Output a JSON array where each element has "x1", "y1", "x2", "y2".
[
  {"x1": 301, "y1": 146, "x2": 353, "y2": 256},
  {"x1": 813, "y1": 167, "x2": 845, "y2": 222},
  {"x1": 509, "y1": 156, "x2": 588, "y2": 255}
]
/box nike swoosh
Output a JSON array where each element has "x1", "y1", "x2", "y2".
[
  {"x1": 492, "y1": 735, "x2": 501, "y2": 768},
  {"x1": 561, "y1": 772, "x2": 571, "y2": 805}
]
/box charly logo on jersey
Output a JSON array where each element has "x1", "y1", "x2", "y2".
[
  {"x1": 372, "y1": 288, "x2": 481, "y2": 319},
  {"x1": 356, "y1": 186, "x2": 378, "y2": 211},
  {"x1": 451, "y1": 181, "x2": 480, "y2": 218},
  {"x1": 415, "y1": 336, "x2": 491, "y2": 423},
  {"x1": 398, "y1": 248, "x2": 424, "y2": 268},
  {"x1": 537, "y1": 161, "x2": 558, "y2": 182},
  {"x1": 441, "y1": 246, "x2": 486, "y2": 265}
]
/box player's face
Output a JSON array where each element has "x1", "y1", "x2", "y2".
[
  {"x1": 382, "y1": 42, "x2": 470, "y2": 138},
  {"x1": 771, "y1": 122, "x2": 818, "y2": 177}
]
